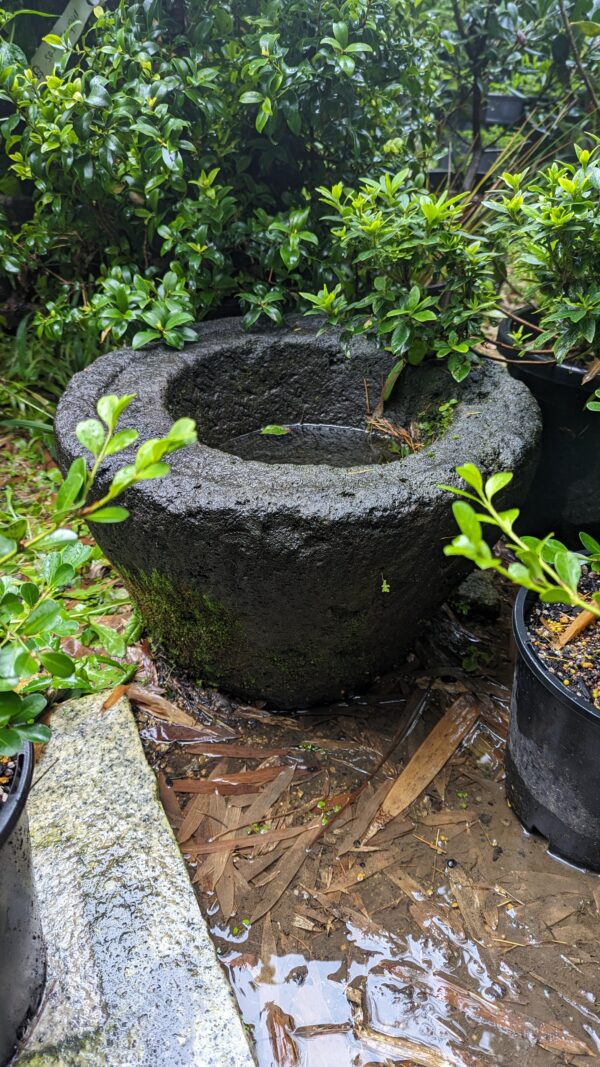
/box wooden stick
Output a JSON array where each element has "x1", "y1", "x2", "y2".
[{"x1": 555, "y1": 609, "x2": 597, "y2": 649}]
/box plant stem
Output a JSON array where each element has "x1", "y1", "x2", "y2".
[{"x1": 557, "y1": 0, "x2": 600, "y2": 112}]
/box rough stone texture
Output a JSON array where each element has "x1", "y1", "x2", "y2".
[
  {"x1": 55, "y1": 316, "x2": 541, "y2": 708},
  {"x1": 15, "y1": 695, "x2": 253, "y2": 1067},
  {"x1": 450, "y1": 570, "x2": 503, "y2": 619}
]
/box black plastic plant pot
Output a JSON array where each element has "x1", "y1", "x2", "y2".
[
  {"x1": 484, "y1": 94, "x2": 527, "y2": 127},
  {"x1": 497, "y1": 308, "x2": 600, "y2": 543},
  {"x1": 428, "y1": 148, "x2": 501, "y2": 191},
  {"x1": 0, "y1": 744, "x2": 45, "y2": 1065},
  {"x1": 506, "y1": 588, "x2": 600, "y2": 870}
]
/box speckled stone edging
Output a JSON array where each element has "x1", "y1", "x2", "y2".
[{"x1": 14, "y1": 695, "x2": 253, "y2": 1067}]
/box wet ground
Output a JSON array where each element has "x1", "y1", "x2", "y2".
[{"x1": 136, "y1": 579, "x2": 600, "y2": 1067}]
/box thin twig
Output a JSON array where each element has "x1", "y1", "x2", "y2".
[{"x1": 558, "y1": 0, "x2": 599, "y2": 111}]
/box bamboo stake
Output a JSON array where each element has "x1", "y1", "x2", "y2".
[{"x1": 555, "y1": 609, "x2": 597, "y2": 650}]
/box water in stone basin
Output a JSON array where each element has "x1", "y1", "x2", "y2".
[{"x1": 219, "y1": 423, "x2": 400, "y2": 467}]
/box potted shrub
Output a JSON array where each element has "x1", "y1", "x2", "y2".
[
  {"x1": 489, "y1": 144, "x2": 600, "y2": 541},
  {"x1": 0, "y1": 396, "x2": 196, "y2": 1061},
  {"x1": 0, "y1": 742, "x2": 44, "y2": 1065},
  {"x1": 302, "y1": 173, "x2": 500, "y2": 403},
  {"x1": 443, "y1": 461, "x2": 600, "y2": 869}
]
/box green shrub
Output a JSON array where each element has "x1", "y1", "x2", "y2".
[
  {"x1": 486, "y1": 143, "x2": 600, "y2": 365},
  {"x1": 0, "y1": 0, "x2": 443, "y2": 385},
  {"x1": 302, "y1": 171, "x2": 499, "y2": 391}
]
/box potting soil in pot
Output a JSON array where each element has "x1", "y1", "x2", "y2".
[
  {"x1": 0, "y1": 758, "x2": 15, "y2": 804},
  {"x1": 526, "y1": 570, "x2": 600, "y2": 708}
]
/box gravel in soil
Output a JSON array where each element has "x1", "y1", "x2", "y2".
[
  {"x1": 0, "y1": 757, "x2": 15, "y2": 805},
  {"x1": 136, "y1": 587, "x2": 600, "y2": 1067},
  {"x1": 528, "y1": 570, "x2": 600, "y2": 708}
]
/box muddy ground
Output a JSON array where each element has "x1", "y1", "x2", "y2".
[{"x1": 135, "y1": 579, "x2": 600, "y2": 1067}]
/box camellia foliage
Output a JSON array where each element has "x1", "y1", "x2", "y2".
[
  {"x1": 0, "y1": 0, "x2": 597, "y2": 389},
  {"x1": 0, "y1": 0, "x2": 443, "y2": 383},
  {"x1": 0, "y1": 394, "x2": 196, "y2": 756}
]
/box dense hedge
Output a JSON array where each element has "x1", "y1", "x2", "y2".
[{"x1": 0, "y1": 0, "x2": 597, "y2": 386}]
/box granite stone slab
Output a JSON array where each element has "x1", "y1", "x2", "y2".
[{"x1": 14, "y1": 695, "x2": 254, "y2": 1067}]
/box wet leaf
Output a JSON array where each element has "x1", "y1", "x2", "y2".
[
  {"x1": 251, "y1": 823, "x2": 322, "y2": 922},
  {"x1": 372, "y1": 695, "x2": 480, "y2": 831},
  {"x1": 182, "y1": 821, "x2": 321, "y2": 856},
  {"x1": 262, "y1": 1001, "x2": 300, "y2": 1067}
]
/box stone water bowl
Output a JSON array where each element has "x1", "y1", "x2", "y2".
[{"x1": 55, "y1": 318, "x2": 541, "y2": 708}]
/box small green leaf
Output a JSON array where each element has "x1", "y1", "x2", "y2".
[
  {"x1": 382, "y1": 359, "x2": 406, "y2": 401},
  {"x1": 132, "y1": 330, "x2": 161, "y2": 349},
  {"x1": 88, "y1": 506, "x2": 130, "y2": 523},
  {"x1": 452, "y1": 500, "x2": 482, "y2": 545},
  {"x1": 0, "y1": 534, "x2": 16, "y2": 556},
  {"x1": 21, "y1": 599, "x2": 62, "y2": 636},
  {"x1": 76, "y1": 418, "x2": 106, "y2": 457},
  {"x1": 456, "y1": 464, "x2": 484, "y2": 494},
  {"x1": 0, "y1": 691, "x2": 21, "y2": 727},
  {"x1": 40, "y1": 652, "x2": 75, "y2": 678},
  {"x1": 485, "y1": 472, "x2": 513, "y2": 499},
  {"x1": 260, "y1": 425, "x2": 291, "y2": 436},
  {"x1": 332, "y1": 21, "x2": 349, "y2": 47},
  {"x1": 539, "y1": 588, "x2": 572, "y2": 603},
  {"x1": 554, "y1": 549, "x2": 583, "y2": 592},
  {"x1": 55, "y1": 457, "x2": 87, "y2": 513},
  {"x1": 571, "y1": 20, "x2": 600, "y2": 36},
  {"x1": 105, "y1": 428, "x2": 139, "y2": 456},
  {"x1": 0, "y1": 727, "x2": 23, "y2": 756},
  {"x1": 338, "y1": 54, "x2": 356, "y2": 76},
  {"x1": 580, "y1": 532, "x2": 600, "y2": 556},
  {"x1": 35, "y1": 528, "x2": 78, "y2": 551},
  {"x1": 17, "y1": 724, "x2": 52, "y2": 744}
]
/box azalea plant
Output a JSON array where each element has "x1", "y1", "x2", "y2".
[
  {"x1": 303, "y1": 171, "x2": 499, "y2": 396},
  {"x1": 485, "y1": 143, "x2": 600, "y2": 369},
  {"x1": 0, "y1": 394, "x2": 196, "y2": 756}
]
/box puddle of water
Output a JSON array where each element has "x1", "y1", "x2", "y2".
[
  {"x1": 143, "y1": 591, "x2": 600, "y2": 1067},
  {"x1": 219, "y1": 423, "x2": 402, "y2": 467}
]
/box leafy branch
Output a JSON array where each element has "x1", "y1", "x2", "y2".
[
  {"x1": 440, "y1": 463, "x2": 600, "y2": 620},
  {"x1": 0, "y1": 394, "x2": 196, "y2": 756}
]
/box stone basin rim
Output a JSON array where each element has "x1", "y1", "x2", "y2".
[{"x1": 55, "y1": 317, "x2": 537, "y2": 520}]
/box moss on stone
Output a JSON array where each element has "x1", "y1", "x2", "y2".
[{"x1": 121, "y1": 568, "x2": 243, "y2": 684}]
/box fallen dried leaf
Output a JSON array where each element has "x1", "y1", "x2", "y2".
[
  {"x1": 172, "y1": 765, "x2": 314, "y2": 795},
  {"x1": 262, "y1": 1001, "x2": 299, "y2": 1067},
  {"x1": 183, "y1": 821, "x2": 322, "y2": 856},
  {"x1": 367, "y1": 695, "x2": 480, "y2": 837},
  {"x1": 251, "y1": 824, "x2": 322, "y2": 923},
  {"x1": 156, "y1": 770, "x2": 183, "y2": 829},
  {"x1": 335, "y1": 780, "x2": 393, "y2": 857},
  {"x1": 322, "y1": 852, "x2": 398, "y2": 894},
  {"x1": 446, "y1": 864, "x2": 492, "y2": 946},
  {"x1": 381, "y1": 962, "x2": 592, "y2": 1057}
]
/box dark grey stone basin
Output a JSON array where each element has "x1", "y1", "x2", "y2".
[{"x1": 55, "y1": 317, "x2": 541, "y2": 708}]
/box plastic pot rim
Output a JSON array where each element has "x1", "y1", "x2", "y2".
[
  {"x1": 497, "y1": 307, "x2": 590, "y2": 388},
  {"x1": 513, "y1": 586, "x2": 600, "y2": 725},
  {"x1": 0, "y1": 743, "x2": 34, "y2": 847}
]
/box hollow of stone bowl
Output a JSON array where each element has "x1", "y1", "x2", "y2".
[{"x1": 55, "y1": 317, "x2": 541, "y2": 708}]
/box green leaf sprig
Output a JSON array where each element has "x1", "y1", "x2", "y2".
[
  {"x1": 0, "y1": 394, "x2": 196, "y2": 756},
  {"x1": 441, "y1": 463, "x2": 600, "y2": 617}
]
